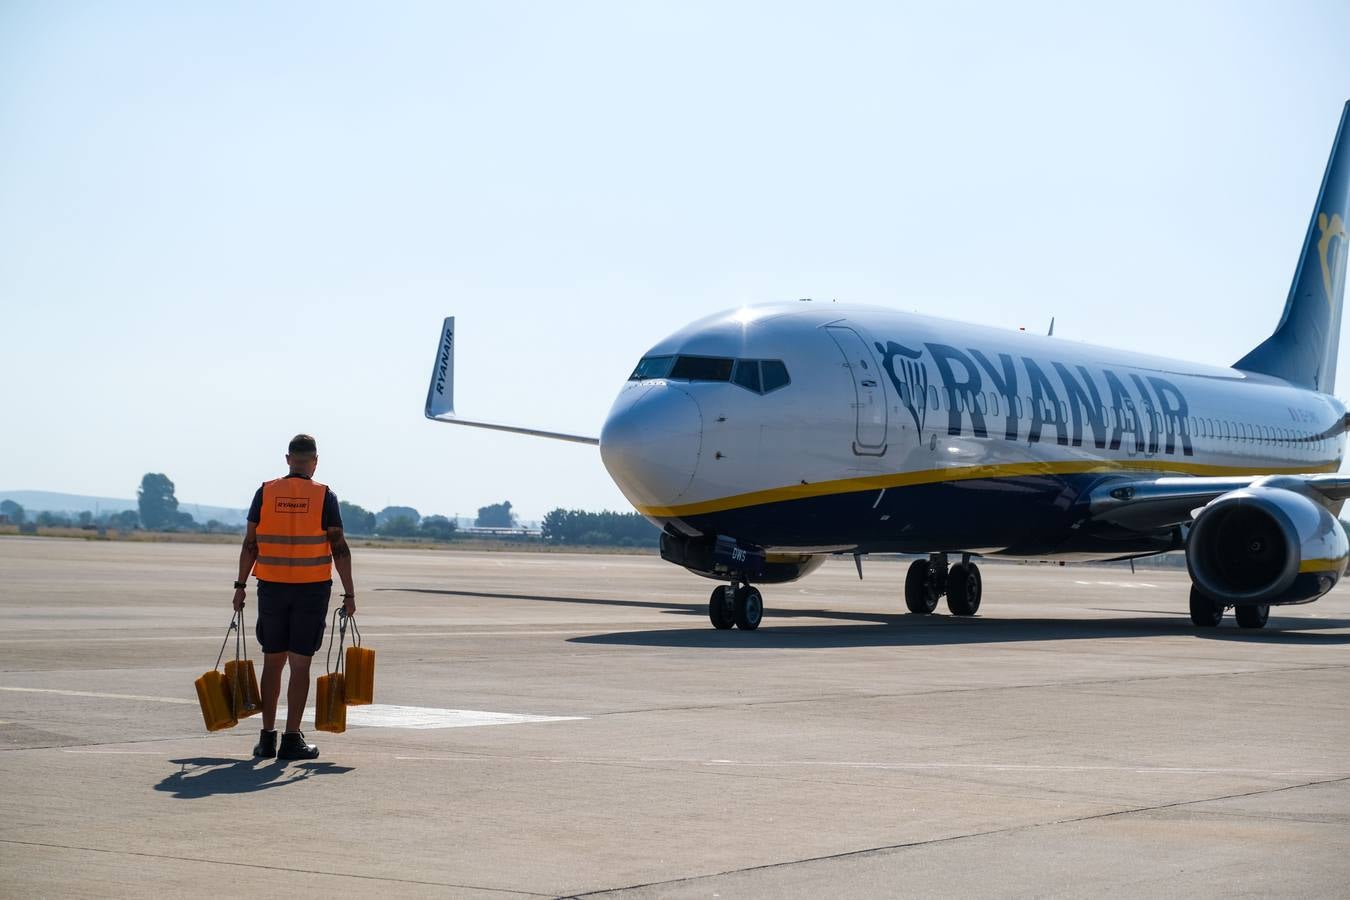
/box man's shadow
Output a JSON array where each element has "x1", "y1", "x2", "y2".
[{"x1": 156, "y1": 757, "x2": 354, "y2": 799}]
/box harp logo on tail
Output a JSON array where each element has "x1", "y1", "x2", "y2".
[
  {"x1": 1318, "y1": 211, "x2": 1348, "y2": 307},
  {"x1": 875, "y1": 340, "x2": 928, "y2": 443}
]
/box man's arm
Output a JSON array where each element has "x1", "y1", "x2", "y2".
[
  {"x1": 233, "y1": 522, "x2": 258, "y2": 612},
  {"x1": 328, "y1": 526, "x2": 356, "y2": 616}
]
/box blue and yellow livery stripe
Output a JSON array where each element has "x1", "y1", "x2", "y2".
[
  {"x1": 636, "y1": 459, "x2": 1340, "y2": 519},
  {"x1": 1298, "y1": 556, "x2": 1349, "y2": 574}
]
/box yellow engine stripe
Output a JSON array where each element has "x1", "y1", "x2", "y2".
[
  {"x1": 636, "y1": 459, "x2": 1339, "y2": 519},
  {"x1": 1298, "y1": 557, "x2": 1348, "y2": 574}
]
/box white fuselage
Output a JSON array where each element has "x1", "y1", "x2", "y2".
[{"x1": 599, "y1": 303, "x2": 1346, "y2": 558}]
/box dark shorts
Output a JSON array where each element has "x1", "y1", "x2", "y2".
[{"x1": 255, "y1": 580, "x2": 332, "y2": 656}]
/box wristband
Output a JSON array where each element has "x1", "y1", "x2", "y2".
[
  {"x1": 342, "y1": 593, "x2": 355, "y2": 599},
  {"x1": 233, "y1": 581, "x2": 247, "y2": 590}
]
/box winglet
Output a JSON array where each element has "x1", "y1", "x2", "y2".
[
  {"x1": 425, "y1": 317, "x2": 456, "y2": 419},
  {"x1": 422, "y1": 316, "x2": 600, "y2": 446}
]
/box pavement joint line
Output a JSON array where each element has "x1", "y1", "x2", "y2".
[
  {"x1": 390, "y1": 754, "x2": 1346, "y2": 779},
  {"x1": 2, "y1": 733, "x2": 221, "y2": 753},
  {"x1": 0, "y1": 839, "x2": 549, "y2": 897},
  {"x1": 558, "y1": 774, "x2": 1350, "y2": 899},
  {"x1": 1178, "y1": 807, "x2": 1350, "y2": 827}
]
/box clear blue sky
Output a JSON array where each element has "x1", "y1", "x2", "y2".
[{"x1": 3, "y1": 1, "x2": 1349, "y2": 520}]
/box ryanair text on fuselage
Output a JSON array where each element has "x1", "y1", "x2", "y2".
[{"x1": 875, "y1": 339, "x2": 1196, "y2": 456}]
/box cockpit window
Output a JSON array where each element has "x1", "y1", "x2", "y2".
[
  {"x1": 731, "y1": 359, "x2": 761, "y2": 393},
  {"x1": 630, "y1": 354, "x2": 790, "y2": 393},
  {"x1": 761, "y1": 360, "x2": 790, "y2": 392},
  {"x1": 629, "y1": 356, "x2": 674, "y2": 380},
  {"x1": 732, "y1": 359, "x2": 791, "y2": 394},
  {"x1": 669, "y1": 356, "x2": 734, "y2": 381}
]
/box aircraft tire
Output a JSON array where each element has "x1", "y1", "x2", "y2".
[
  {"x1": 905, "y1": 559, "x2": 940, "y2": 614},
  {"x1": 709, "y1": 587, "x2": 734, "y2": 630},
  {"x1": 946, "y1": 563, "x2": 982, "y2": 616},
  {"x1": 734, "y1": 586, "x2": 763, "y2": 630},
  {"x1": 1235, "y1": 603, "x2": 1270, "y2": 629},
  {"x1": 1189, "y1": 586, "x2": 1224, "y2": 627}
]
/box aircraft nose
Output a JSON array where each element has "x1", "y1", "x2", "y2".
[{"x1": 600, "y1": 384, "x2": 703, "y2": 506}]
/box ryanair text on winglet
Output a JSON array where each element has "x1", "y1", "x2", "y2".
[{"x1": 434, "y1": 326, "x2": 453, "y2": 398}]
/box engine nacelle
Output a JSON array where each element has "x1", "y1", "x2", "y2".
[{"x1": 1186, "y1": 484, "x2": 1349, "y2": 606}]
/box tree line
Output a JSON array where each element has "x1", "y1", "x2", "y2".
[
  {"x1": 3, "y1": 475, "x2": 660, "y2": 549},
  {"x1": 540, "y1": 509, "x2": 660, "y2": 547}
]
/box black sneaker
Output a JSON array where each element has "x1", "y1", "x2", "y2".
[
  {"x1": 253, "y1": 728, "x2": 277, "y2": 759},
  {"x1": 278, "y1": 731, "x2": 319, "y2": 760}
]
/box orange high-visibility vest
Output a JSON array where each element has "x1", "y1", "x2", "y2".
[{"x1": 253, "y1": 477, "x2": 332, "y2": 584}]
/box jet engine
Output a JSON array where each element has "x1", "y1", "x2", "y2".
[{"x1": 1186, "y1": 483, "x2": 1349, "y2": 606}]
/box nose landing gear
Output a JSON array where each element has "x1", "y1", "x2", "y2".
[
  {"x1": 708, "y1": 583, "x2": 763, "y2": 630},
  {"x1": 904, "y1": 553, "x2": 982, "y2": 616}
]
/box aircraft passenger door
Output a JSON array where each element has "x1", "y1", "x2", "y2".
[{"x1": 825, "y1": 325, "x2": 888, "y2": 456}]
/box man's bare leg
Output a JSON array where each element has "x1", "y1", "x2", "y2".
[
  {"x1": 285, "y1": 652, "x2": 313, "y2": 733},
  {"x1": 260, "y1": 651, "x2": 288, "y2": 731}
]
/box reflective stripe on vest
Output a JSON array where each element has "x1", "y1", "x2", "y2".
[
  {"x1": 253, "y1": 477, "x2": 331, "y2": 584},
  {"x1": 255, "y1": 555, "x2": 334, "y2": 567}
]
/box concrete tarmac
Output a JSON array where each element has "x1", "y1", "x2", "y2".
[{"x1": 1, "y1": 537, "x2": 1347, "y2": 898}]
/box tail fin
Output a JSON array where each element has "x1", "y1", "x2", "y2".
[{"x1": 1235, "y1": 102, "x2": 1350, "y2": 392}]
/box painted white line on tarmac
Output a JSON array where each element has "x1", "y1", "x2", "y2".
[
  {"x1": 1, "y1": 687, "x2": 584, "y2": 731},
  {"x1": 0, "y1": 629, "x2": 600, "y2": 644},
  {"x1": 343, "y1": 705, "x2": 585, "y2": 729},
  {"x1": 0, "y1": 686, "x2": 197, "y2": 705}
]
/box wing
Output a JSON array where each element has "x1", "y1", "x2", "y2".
[
  {"x1": 1087, "y1": 472, "x2": 1350, "y2": 530},
  {"x1": 424, "y1": 316, "x2": 600, "y2": 446}
]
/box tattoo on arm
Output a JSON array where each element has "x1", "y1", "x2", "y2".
[
  {"x1": 328, "y1": 528, "x2": 351, "y2": 560},
  {"x1": 242, "y1": 536, "x2": 258, "y2": 555}
]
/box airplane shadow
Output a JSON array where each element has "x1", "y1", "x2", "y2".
[
  {"x1": 380, "y1": 587, "x2": 895, "y2": 625},
  {"x1": 156, "y1": 757, "x2": 354, "y2": 799},
  {"x1": 380, "y1": 588, "x2": 1350, "y2": 648},
  {"x1": 569, "y1": 614, "x2": 1350, "y2": 649}
]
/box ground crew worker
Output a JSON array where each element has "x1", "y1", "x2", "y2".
[{"x1": 232, "y1": 434, "x2": 356, "y2": 760}]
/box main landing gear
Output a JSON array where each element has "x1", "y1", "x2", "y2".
[
  {"x1": 1188, "y1": 586, "x2": 1270, "y2": 629},
  {"x1": 905, "y1": 553, "x2": 983, "y2": 616},
  {"x1": 709, "y1": 583, "x2": 763, "y2": 630}
]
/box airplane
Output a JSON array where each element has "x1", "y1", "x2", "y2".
[{"x1": 426, "y1": 101, "x2": 1350, "y2": 633}]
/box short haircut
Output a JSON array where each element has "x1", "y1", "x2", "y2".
[{"x1": 288, "y1": 434, "x2": 318, "y2": 456}]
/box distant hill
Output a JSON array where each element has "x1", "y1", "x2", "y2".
[{"x1": 0, "y1": 490, "x2": 249, "y2": 526}]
